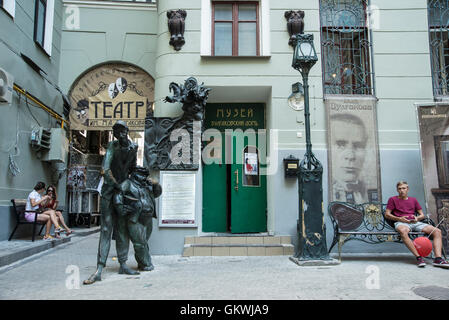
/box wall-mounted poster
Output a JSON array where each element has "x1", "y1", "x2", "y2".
[
  {"x1": 326, "y1": 95, "x2": 381, "y2": 204},
  {"x1": 67, "y1": 166, "x2": 87, "y2": 189},
  {"x1": 68, "y1": 63, "x2": 154, "y2": 131},
  {"x1": 159, "y1": 171, "x2": 196, "y2": 227},
  {"x1": 244, "y1": 152, "x2": 258, "y2": 176},
  {"x1": 416, "y1": 103, "x2": 449, "y2": 252}
]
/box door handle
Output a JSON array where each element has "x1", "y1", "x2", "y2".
[{"x1": 234, "y1": 169, "x2": 239, "y2": 191}]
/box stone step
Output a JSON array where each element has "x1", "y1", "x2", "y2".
[{"x1": 182, "y1": 235, "x2": 294, "y2": 256}]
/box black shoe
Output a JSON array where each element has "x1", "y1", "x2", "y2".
[
  {"x1": 138, "y1": 264, "x2": 154, "y2": 272},
  {"x1": 119, "y1": 264, "x2": 140, "y2": 275},
  {"x1": 83, "y1": 270, "x2": 102, "y2": 285}
]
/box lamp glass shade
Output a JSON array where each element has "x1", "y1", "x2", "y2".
[{"x1": 299, "y1": 42, "x2": 313, "y2": 58}]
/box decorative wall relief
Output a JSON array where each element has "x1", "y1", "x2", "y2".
[
  {"x1": 285, "y1": 10, "x2": 305, "y2": 47},
  {"x1": 167, "y1": 9, "x2": 187, "y2": 51},
  {"x1": 144, "y1": 77, "x2": 211, "y2": 171}
]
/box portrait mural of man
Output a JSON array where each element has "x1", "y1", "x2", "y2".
[{"x1": 326, "y1": 96, "x2": 381, "y2": 204}]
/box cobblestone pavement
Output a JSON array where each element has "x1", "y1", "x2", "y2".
[{"x1": 0, "y1": 232, "x2": 449, "y2": 300}]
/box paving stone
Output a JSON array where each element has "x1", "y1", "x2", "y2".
[{"x1": 1, "y1": 233, "x2": 448, "y2": 300}]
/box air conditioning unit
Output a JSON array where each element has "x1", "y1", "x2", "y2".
[
  {"x1": 42, "y1": 128, "x2": 69, "y2": 163},
  {"x1": 30, "y1": 127, "x2": 52, "y2": 150},
  {"x1": 0, "y1": 68, "x2": 14, "y2": 104}
]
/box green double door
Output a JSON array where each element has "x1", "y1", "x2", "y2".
[{"x1": 202, "y1": 103, "x2": 267, "y2": 233}]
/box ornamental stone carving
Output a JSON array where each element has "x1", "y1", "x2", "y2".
[
  {"x1": 285, "y1": 10, "x2": 305, "y2": 47},
  {"x1": 167, "y1": 9, "x2": 187, "y2": 51}
]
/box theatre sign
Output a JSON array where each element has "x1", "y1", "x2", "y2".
[{"x1": 68, "y1": 63, "x2": 155, "y2": 131}]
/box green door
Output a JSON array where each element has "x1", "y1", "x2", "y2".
[
  {"x1": 202, "y1": 103, "x2": 267, "y2": 233},
  {"x1": 230, "y1": 133, "x2": 267, "y2": 233}
]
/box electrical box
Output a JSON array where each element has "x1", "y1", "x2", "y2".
[
  {"x1": 283, "y1": 155, "x2": 299, "y2": 178},
  {"x1": 0, "y1": 67, "x2": 14, "y2": 104},
  {"x1": 42, "y1": 128, "x2": 69, "y2": 163},
  {"x1": 31, "y1": 127, "x2": 52, "y2": 150}
]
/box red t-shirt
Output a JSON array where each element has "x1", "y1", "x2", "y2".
[{"x1": 386, "y1": 196, "x2": 422, "y2": 220}]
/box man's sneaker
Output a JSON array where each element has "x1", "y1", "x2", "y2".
[
  {"x1": 433, "y1": 258, "x2": 449, "y2": 269},
  {"x1": 417, "y1": 256, "x2": 426, "y2": 267}
]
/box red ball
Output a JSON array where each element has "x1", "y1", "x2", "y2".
[{"x1": 413, "y1": 237, "x2": 433, "y2": 257}]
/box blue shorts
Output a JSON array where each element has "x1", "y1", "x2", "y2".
[{"x1": 394, "y1": 221, "x2": 429, "y2": 232}]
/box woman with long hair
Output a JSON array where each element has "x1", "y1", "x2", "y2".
[
  {"x1": 41, "y1": 185, "x2": 73, "y2": 236},
  {"x1": 26, "y1": 181, "x2": 61, "y2": 240}
]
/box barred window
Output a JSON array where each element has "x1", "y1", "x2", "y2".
[
  {"x1": 428, "y1": 0, "x2": 449, "y2": 97},
  {"x1": 319, "y1": 0, "x2": 374, "y2": 95}
]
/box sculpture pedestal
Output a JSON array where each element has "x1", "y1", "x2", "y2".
[{"x1": 289, "y1": 256, "x2": 340, "y2": 267}]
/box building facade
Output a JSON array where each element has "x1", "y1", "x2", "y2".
[
  {"x1": 2, "y1": 0, "x2": 447, "y2": 255},
  {"x1": 0, "y1": 0, "x2": 67, "y2": 240}
]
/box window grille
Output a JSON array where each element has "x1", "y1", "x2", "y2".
[
  {"x1": 428, "y1": 0, "x2": 449, "y2": 97},
  {"x1": 319, "y1": 0, "x2": 374, "y2": 95}
]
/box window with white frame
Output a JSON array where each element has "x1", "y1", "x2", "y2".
[
  {"x1": 1, "y1": 0, "x2": 15, "y2": 17},
  {"x1": 201, "y1": 0, "x2": 270, "y2": 57},
  {"x1": 212, "y1": 1, "x2": 259, "y2": 56},
  {"x1": 34, "y1": 0, "x2": 54, "y2": 56}
]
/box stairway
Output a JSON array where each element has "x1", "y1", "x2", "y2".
[{"x1": 182, "y1": 235, "x2": 295, "y2": 257}]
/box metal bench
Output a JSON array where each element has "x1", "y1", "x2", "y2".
[
  {"x1": 327, "y1": 201, "x2": 445, "y2": 261},
  {"x1": 9, "y1": 199, "x2": 46, "y2": 242}
]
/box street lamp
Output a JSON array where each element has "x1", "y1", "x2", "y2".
[{"x1": 290, "y1": 34, "x2": 338, "y2": 265}]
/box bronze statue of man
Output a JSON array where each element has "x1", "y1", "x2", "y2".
[
  {"x1": 84, "y1": 120, "x2": 139, "y2": 285},
  {"x1": 114, "y1": 166, "x2": 162, "y2": 271}
]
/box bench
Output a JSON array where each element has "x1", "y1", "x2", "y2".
[
  {"x1": 9, "y1": 199, "x2": 46, "y2": 242},
  {"x1": 69, "y1": 211, "x2": 101, "y2": 228},
  {"x1": 327, "y1": 201, "x2": 446, "y2": 261}
]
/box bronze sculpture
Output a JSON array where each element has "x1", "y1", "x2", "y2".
[
  {"x1": 285, "y1": 10, "x2": 305, "y2": 47},
  {"x1": 144, "y1": 77, "x2": 211, "y2": 171},
  {"x1": 114, "y1": 166, "x2": 162, "y2": 271},
  {"x1": 84, "y1": 120, "x2": 139, "y2": 285},
  {"x1": 167, "y1": 9, "x2": 187, "y2": 51}
]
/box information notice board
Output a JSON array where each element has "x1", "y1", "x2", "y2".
[{"x1": 159, "y1": 171, "x2": 196, "y2": 227}]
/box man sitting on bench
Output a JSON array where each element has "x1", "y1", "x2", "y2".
[{"x1": 385, "y1": 181, "x2": 449, "y2": 268}]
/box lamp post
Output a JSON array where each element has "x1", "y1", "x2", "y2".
[{"x1": 290, "y1": 34, "x2": 338, "y2": 265}]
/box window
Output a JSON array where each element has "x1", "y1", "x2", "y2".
[
  {"x1": 1, "y1": 0, "x2": 15, "y2": 17},
  {"x1": 319, "y1": 0, "x2": 374, "y2": 95},
  {"x1": 212, "y1": 1, "x2": 259, "y2": 56},
  {"x1": 34, "y1": 0, "x2": 46, "y2": 48},
  {"x1": 101, "y1": 0, "x2": 155, "y2": 2},
  {"x1": 33, "y1": 0, "x2": 54, "y2": 56},
  {"x1": 428, "y1": 0, "x2": 449, "y2": 97}
]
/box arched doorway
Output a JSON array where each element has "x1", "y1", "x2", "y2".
[{"x1": 66, "y1": 62, "x2": 154, "y2": 227}]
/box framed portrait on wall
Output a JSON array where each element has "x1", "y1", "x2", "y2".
[{"x1": 325, "y1": 95, "x2": 382, "y2": 204}]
